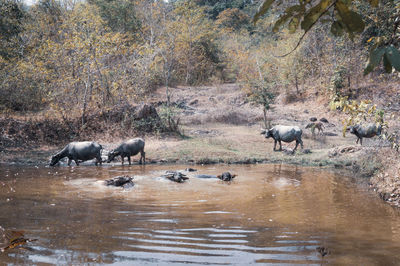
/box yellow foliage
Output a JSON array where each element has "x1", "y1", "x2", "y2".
[{"x1": 330, "y1": 95, "x2": 386, "y2": 137}]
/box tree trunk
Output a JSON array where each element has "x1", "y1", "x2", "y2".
[
  {"x1": 256, "y1": 57, "x2": 263, "y2": 82},
  {"x1": 165, "y1": 59, "x2": 172, "y2": 129},
  {"x1": 263, "y1": 107, "x2": 267, "y2": 129},
  {"x1": 149, "y1": 1, "x2": 154, "y2": 47},
  {"x1": 82, "y1": 65, "x2": 92, "y2": 127},
  {"x1": 93, "y1": 55, "x2": 109, "y2": 106}
]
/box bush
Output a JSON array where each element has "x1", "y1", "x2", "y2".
[
  {"x1": 283, "y1": 90, "x2": 299, "y2": 104},
  {"x1": 330, "y1": 65, "x2": 349, "y2": 96},
  {"x1": 210, "y1": 109, "x2": 254, "y2": 125},
  {"x1": 158, "y1": 104, "x2": 184, "y2": 135}
]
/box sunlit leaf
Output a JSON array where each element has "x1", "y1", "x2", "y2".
[
  {"x1": 273, "y1": 13, "x2": 293, "y2": 32},
  {"x1": 272, "y1": 5, "x2": 304, "y2": 32},
  {"x1": 253, "y1": 0, "x2": 276, "y2": 24},
  {"x1": 331, "y1": 20, "x2": 344, "y2": 36},
  {"x1": 335, "y1": 2, "x2": 365, "y2": 34},
  {"x1": 368, "y1": 0, "x2": 379, "y2": 7},
  {"x1": 320, "y1": 18, "x2": 332, "y2": 24},
  {"x1": 301, "y1": 0, "x2": 333, "y2": 32},
  {"x1": 288, "y1": 17, "x2": 300, "y2": 33}
]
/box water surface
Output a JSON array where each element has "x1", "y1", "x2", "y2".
[{"x1": 0, "y1": 163, "x2": 399, "y2": 265}]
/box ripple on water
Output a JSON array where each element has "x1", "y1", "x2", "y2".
[
  {"x1": 2, "y1": 164, "x2": 400, "y2": 265},
  {"x1": 108, "y1": 223, "x2": 322, "y2": 264}
]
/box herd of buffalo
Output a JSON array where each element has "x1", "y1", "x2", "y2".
[
  {"x1": 50, "y1": 138, "x2": 145, "y2": 167},
  {"x1": 49, "y1": 121, "x2": 382, "y2": 167}
]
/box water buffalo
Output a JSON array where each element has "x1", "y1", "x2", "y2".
[
  {"x1": 349, "y1": 123, "x2": 382, "y2": 145},
  {"x1": 163, "y1": 171, "x2": 189, "y2": 183},
  {"x1": 195, "y1": 172, "x2": 237, "y2": 181},
  {"x1": 305, "y1": 122, "x2": 324, "y2": 135},
  {"x1": 107, "y1": 138, "x2": 145, "y2": 165},
  {"x1": 50, "y1": 141, "x2": 103, "y2": 166},
  {"x1": 261, "y1": 125, "x2": 303, "y2": 152},
  {"x1": 217, "y1": 172, "x2": 237, "y2": 181},
  {"x1": 104, "y1": 176, "x2": 134, "y2": 188}
]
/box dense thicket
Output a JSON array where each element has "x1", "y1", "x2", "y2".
[{"x1": 0, "y1": 0, "x2": 399, "y2": 123}]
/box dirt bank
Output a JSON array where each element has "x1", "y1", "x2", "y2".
[{"x1": 1, "y1": 83, "x2": 398, "y2": 205}]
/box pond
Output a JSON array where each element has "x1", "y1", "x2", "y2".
[{"x1": 0, "y1": 163, "x2": 400, "y2": 265}]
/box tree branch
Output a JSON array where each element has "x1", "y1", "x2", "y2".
[{"x1": 274, "y1": 0, "x2": 337, "y2": 58}]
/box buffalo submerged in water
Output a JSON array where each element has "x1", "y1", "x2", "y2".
[{"x1": 50, "y1": 141, "x2": 103, "y2": 166}]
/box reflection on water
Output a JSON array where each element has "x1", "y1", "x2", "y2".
[{"x1": 1, "y1": 163, "x2": 400, "y2": 265}]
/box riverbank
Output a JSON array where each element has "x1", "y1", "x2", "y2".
[{"x1": 0, "y1": 83, "x2": 398, "y2": 205}]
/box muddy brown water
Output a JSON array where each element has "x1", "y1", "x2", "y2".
[{"x1": 1, "y1": 163, "x2": 400, "y2": 265}]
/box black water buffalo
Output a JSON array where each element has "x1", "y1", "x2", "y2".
[
  {"x1": 163, "y1": 171, "x2": 189, "y2": 183},
  {"x1": 107, "y1": 138, "x2": 145, "y2": 165},
  {"x1": 349, "y1": 123, "x2": 382, "y2": 145},
  {"x1": 195, "y1": 172, "x2": 237, "y2": 181},
  {"x1": 104, "y1": 176, "x2": 134, "y2": 188},
  {"x1": 217, "y1": 172, "x2": 237, "y2": 181},
  {"x1": 50, "y1": 141, "x2": 102, "y2": 166},
  {"x1": 262, "y1": 125, "x2": 303, "y2": 152}
]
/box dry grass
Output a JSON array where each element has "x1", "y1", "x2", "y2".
[{"x1": 142, "y1": 124, "x2": 269, "y2": 163}]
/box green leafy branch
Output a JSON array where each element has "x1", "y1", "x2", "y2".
[{"x1": 253, "y1": 0, "x2": 400, "y2": 74}]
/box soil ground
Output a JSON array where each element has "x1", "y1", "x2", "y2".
[{"x1": 1, "y1": 83, "x2": 399, "y2": 206}]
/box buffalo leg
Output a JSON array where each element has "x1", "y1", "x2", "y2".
[
  {"x1": 140, "y1": 151, "x2": 145, "y2": 165},
  {"x1": 356, "y1": 138, "x2": 359, "y2": 144},
  {"x1": 294, "y1": 141, "x2": 299, "y2": 152},
  {"x1": 278, "y1": 140, "x2": 282, "y2": 151},
  {"x1": 74, "y1": 159, "x2": 80, "y2": 166},
  {"x1": 67, "y1": 158, "x2": 72, "y2": 166},
  {"x1": 360, "y1": 138, "x2": 363, "y2": 145},
  {"x1": 121, "y1": 156, "x2": 124, "y2": 165},
  {"x1": 128, "y1": 156, "x2": 131, "y2": 165},
  {"x1": 273, "y1": 140, "x2": 277, "y2": 151},
  {"x1": 95, "y1": 152, "x2": 102, "y2": 166}
]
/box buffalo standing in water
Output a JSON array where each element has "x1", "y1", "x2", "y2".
[
  {"x1": 50, "y1": 141, "x2": 103, "y2": 166},
  {"x1": 107, "y1": 138, "x2": 145, "y2": 165},
  {"x1": 350, "y1": 123, "x2": 382, "y2": 145},
  {"x1": 261, "y1": 125, "x2": 303, "y2": 152}
]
